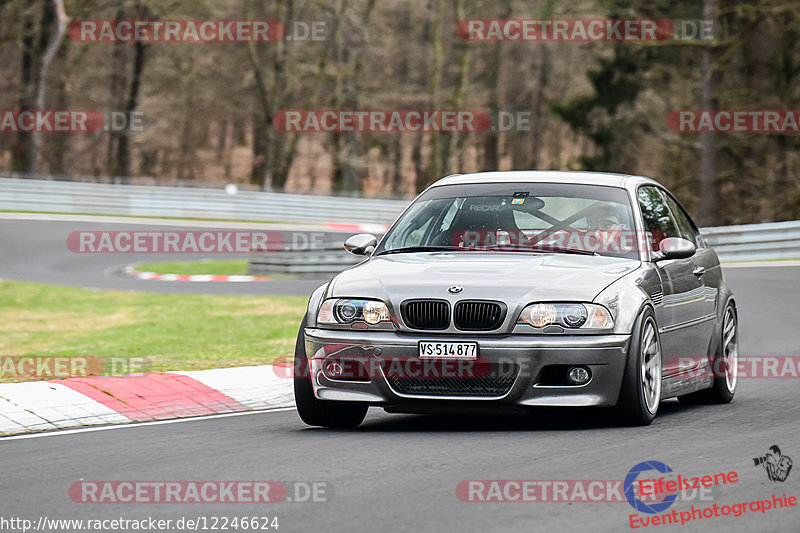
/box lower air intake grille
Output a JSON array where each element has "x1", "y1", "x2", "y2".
[{"x1": 385, "y1": 361, "x2": 518, "y2": 397}]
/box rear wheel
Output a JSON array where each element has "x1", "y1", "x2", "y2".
[
  {"x1": 294, "y1": 315, "x2": 368, "y2": 429},
  {"x1": 679, "y1": 302, "x2": 738, "y2": 405},
  {"x1": 615, "y1": 308, "x2": 661, "y2": 426}
]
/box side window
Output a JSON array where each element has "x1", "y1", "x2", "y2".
[
  {"x1": 637, "y1": 186, "x2": 679, "y2": 251},
  {"x1": 383, "y1": 200, "x2": 441, "y2": 249},
  {"x1": 663, "y1": 193, "x2": 698, "y2": 246}
]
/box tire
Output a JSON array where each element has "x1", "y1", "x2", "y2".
[
  {"x1": 615, "y1": 308, "x2": 662, "y2": 426},
  {"x1": 678, "y1": 302, "x2": 738, "y2": 405},
  {"x1": 293, "y1": 315, "x2": 368, "y2": 429}
]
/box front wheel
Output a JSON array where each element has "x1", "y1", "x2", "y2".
[
  {"x1": 293, "y1": 315, "x2": 368, "y2": 429},
  {"x1": 615, "y1": 308, "x2": 661, "y2": 426}
]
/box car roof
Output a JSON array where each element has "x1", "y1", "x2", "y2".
[{"x1": 429, "y1": 170, "x2": 660, "y2": 189}]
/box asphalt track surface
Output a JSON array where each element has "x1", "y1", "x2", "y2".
[
  {"x1": 0, "y1": 217, "x2": 335, "y2": 295},
  {"x1": 2, "y1": 217, "x2": 800, "y2": 532}
]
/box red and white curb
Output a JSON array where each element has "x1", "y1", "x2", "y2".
[
  {"x1": 123, "y1": 265, "x2": 271, "y2": 282},
  {"x1": 0, "y1": 365, "x2": 293, "y2": 436}
]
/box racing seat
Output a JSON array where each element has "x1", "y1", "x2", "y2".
[{"x1": 431, "y1": 197, "x2": 519, "y2": 248}]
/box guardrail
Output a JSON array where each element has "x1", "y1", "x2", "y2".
[
  {"x1": 701, "y1": 219, "x2": 800, "y2": 262},
  {"x1": 1, "y1": 175, "x2": 797, "y2": 271},
  {"x1": 0, "y1": 175, "x2": 407, "y2": 225},
  {"x1": 251, "y1": 221, "x2": 800, "y2": 277},
  {"x1": 249, "y1": 245, "x2": 363, "y2": 277},
  {"x1": 250, "y1": 220, "x2": 800, "y2": 277}
]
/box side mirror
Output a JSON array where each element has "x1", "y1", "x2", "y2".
[
  {"x1": 654, "y1": 237, "x2": 696, "y2": 261},
  {"x1": 344, "y1": 233, "x2": 378, "y2": 256}
]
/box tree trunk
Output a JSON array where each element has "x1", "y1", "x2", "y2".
[
  {"x1": 482, "y1": 0, "x2": 511, "y2": 172},
  {"x1": 391, "y1": 135, "x2": 403, "y2": 194},
  {"x1": 115, "y1": 27, "x2": 146, "y2": 183},
  {"x1": 698, "y1": 0, "x2": 718, "y2": 226},
  {"x1": 482, "y1": 39, "x2": 502, "y2": 171},
  {"x1": 12, "y1": 3, "x2": 35, "y2": 174},
  {"x1": 28, "y1": 0, "x2": 67, "y2": 175},
  {"x1": 48, "y1": 41, "x2": 69, "y2": 175},
  {"x1": 426, "y1": 0, "x2": 444, "y2": 186},
  {"x1": 331, "y1": 0, "x2": 375, "y2": 193},
  {"x1": 107, "y1": 7, "x2": 127, "y2": 181},
  {"x1": 528, "y1": 0, "x2": 555, "y2": 170},
  {"x1": 443, "y1": 0, "x2": 470, "y2": 174},
  {"x1": 247, "y1": 0, "x2": 298, "y2": 191}
]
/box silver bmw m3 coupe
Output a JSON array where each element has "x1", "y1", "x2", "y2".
[{"x1": 294, "y1": 171, "x2": 738, "y2": 427}]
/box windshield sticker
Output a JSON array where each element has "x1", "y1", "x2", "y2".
[{"x1": 469, "y1": 204, "x2": 505, "y2": 211}]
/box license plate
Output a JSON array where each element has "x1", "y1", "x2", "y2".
[{"x1": 419, "y1": 341, "x2": 478, "y2": 359}]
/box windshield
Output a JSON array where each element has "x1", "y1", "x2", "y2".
[{"x1": 379, "y1": 182, "x2": 639, "y2": 259}]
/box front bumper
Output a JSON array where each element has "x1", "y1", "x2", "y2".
[{"x1": 304, "y1": 328, "x2": 631, "y2": 408}]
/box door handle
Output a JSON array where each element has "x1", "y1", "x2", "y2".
[{"x1": 692, "y1": 266, "x2": 706, "y2": 276}]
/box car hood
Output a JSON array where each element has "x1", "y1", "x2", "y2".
[{"x1": 328, "y1": 252, "x2": 640, "y2": 304}]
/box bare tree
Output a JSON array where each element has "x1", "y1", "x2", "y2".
[
  {"x1": 247, "y1": 0, "x2": 296, "y2": 190},
  {"x1": 113, "y1": 1, "x2": 147, "y2": 182},
  {"x1": 330, "y1": 0, "x2": 377, "y2": 192},
  {"x1": 698, "y1": 0, "x2": 718, "y2": 226},
  {"x1": 425, "y1": 0, "x2": 445, "y2": 186},
  {"x1": 26, "y1": 0, "x2": 68, "y2": 175}
]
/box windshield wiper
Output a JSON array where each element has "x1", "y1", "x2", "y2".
[
  {"x1": 376, "y1": 245, "x2": 459, "y2": 256},
  {"x1": 481, "y1": 244, "x2": 598, "y2": 256},
  {"x1": 378, "y1": 244, "x2": 598, "y2": 256}
]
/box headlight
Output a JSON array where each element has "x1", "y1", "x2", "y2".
[
  {"x1": 518, "y1": 303, "x2": 614, "y2": 330},
  {"x1": 362, "y1": 300, "x2": 390, "y2": 324},
  {"x1": 317, "y1": 298, "x2": 392, "y2": 326}
]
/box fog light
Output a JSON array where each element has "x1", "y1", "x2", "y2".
[
  {"x1": 567, "y1": 366, "x2": 591, "y2": 385},
  {"x1": 323, "y1": 360, "x2": 344, "y2": 379}
]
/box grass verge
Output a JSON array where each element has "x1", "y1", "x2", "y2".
[
  {"x1": 0, "y1": 280, "x2": 306, "y2": 382},
  {"x1": 135, "y1": 259, "x2": 250, "y2": 276}
]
